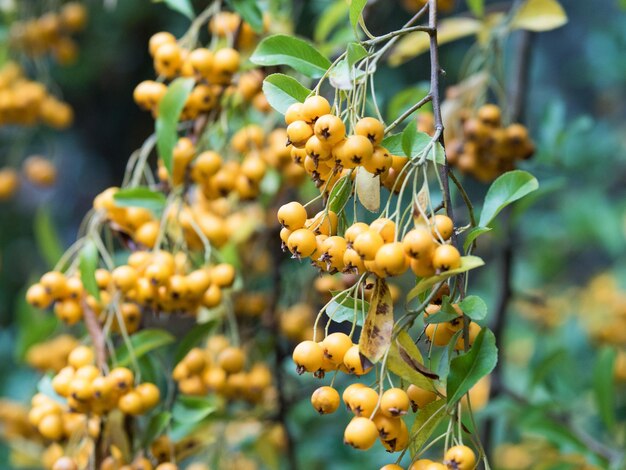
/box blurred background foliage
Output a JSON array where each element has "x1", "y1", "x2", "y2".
[{"x1": 0, "y1": 0, "x2": 625, "y2": 468}]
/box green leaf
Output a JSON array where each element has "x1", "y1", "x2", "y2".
[
  {"x1": 79, "y1": 240, "x2": 100, "y2": 301},
  {"x1": 349, "y1": 0, "x2": 368, "y2": 31},
  {"x1": 142, "y1": 411, "x2": 171, "y2": 447},
  {"x1": 387, "y1": 331, "x2": 436, "y2": 392},
  {"x1": 174, "y1": 321, "x2": 217, "y2": 364},
  {"x1": 250, "y1": 34, "x2": 331, "y2": 78},
  {"x1": 113, "y1": 187, "x2": 166, "y2": 215},
  {"x1": 401, "y1": 121, "x2": 418, "y2": 158},
  {"x1": 328, "y1": 176, "x2": 353, "y2": 213},
  {"x1": 347, "y1": 42, "x2": 368, "y2": 65},
  {"x1": 446, "y1": 328, "x2": 497, "y2": 409},
  {"x1": 467, "y1": 0, "x2": 484, "y2": 17},
  {"x1": 437, "y1": 330, "x2": 463, "y2": 379},
  {"x1": 34, "y1": 206, "x2": 63, "y2": 269},
  {"x1": 225, "y1": 0, "x2": 264, "y2": 33},
  {"x1": 315, "y1": 0, "x2": 349, "y2": 43},
  {"x1": 407, "y1": 256, "x2": 485, "y2": 301},
  {"x1": 156, "y1": 77, "x2": 195, "y2": 176},
  {"x1": 325, "y1": 291, "x2": 369, "y2": 326},
  {"x1": 158, "y1": 0, "x2": 194, "y2": 19},
  {"x1": 115, "y1": 329, "x2": 175, "y2": 367},
  {"x1": 329, "y1": 43, "x2": 368, "y2": 90},
  {"x1": 463, "y1": 226, "x2": 492, "y2": 252},
  {"x1": 262, "y1": 73, "x2": 311, "y2": 114},
  {"x1": 457, "y1": 295, "x2": 487, "y2": 321},
  {"x1": 479, "y1": 170, "x2": 539, "y2": 227},
  {"x1": 172, "y1": 395, "x2": 218, "y2": 423},
  {"x1": 381, "y1": 134, "x2": 403, "y2": 155},
  {"x1": 593, "y1": 347, "x2": 616, "y2": 430},
  {"x1": 409, "y1": 399, "x2": 446, "y2": 457},
  {"x1": 424, "y1": 311, "x2": 458, "y2": 324},
  {"x1": 401, "y1": 125, "x2": 445, "y2": 164}
]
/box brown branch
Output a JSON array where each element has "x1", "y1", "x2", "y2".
[{"x1": 82, "y1": 298, "x2": 107, "y2": 372}]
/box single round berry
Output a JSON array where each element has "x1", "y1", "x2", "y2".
[
  {"x1": 343, "y1": 344, "x2": 373, "y2": 376},
  {"x1": 314, "y1": 114, "x2": 346, "y2": 146},
  {"x1": 380, "y1": 388, "x2": 410, "y2": 417},
  {"x1": 353, "y1": 230, "x2": 385, "y2": 261},
  {"x1": 430, "y1": 214, "x2": 454, "y2": 241},
  {"x1": 444, "y1": 445, "x2": 477, "y2": 470},
  {"x1": 406, "y1": 384, "x2": 438, "y2": 411},
  {"x1": 432, "y1": 244, "x2": 461, "y2": 271},
  {"x1": 343, "y1": 417, "x2": 378, "y2": 450},
  {"x1": 292, "y1": 340, "x2": 324, "y2": 374},
  {"x1": 277, "y1": 202, "x2": 307, "y2": 230},
  {"x1": 287, "y1": 228, "x2": 317, "y2": 259},
  {"x1": 311, "y1": 386, "x2": 340, "y2": 414},
  {"x1": 355, "y1": 117, "x2": 385, "y2": 145},
  {"x1": 302, "y1": 95, "x2": 331, "y2": 123}
]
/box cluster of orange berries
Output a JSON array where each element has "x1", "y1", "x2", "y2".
[
  {"x1": 278, "y1": 201, "x2": 461, "y2": 277},
  {"x1": 0, "y1": 62, "x2": 73, "y2": 128},
  {"x1": 172, "y1": 336, "x2": 272, "y2": 403},
  {"x1": 423, "y1": 303, "x2": 480, "y2": 350},
  {"x1": 284, "y1": 95, "x2": 409, "y2": 194},
  {"x1": 49, "y1": 453, "x2": 173, "y2": 470},
  {"x1": 447, "y1": 104, "x2": 534, "y2": 182},
  {"x1": 134, "y1": 18, "x2": 268, "y2": 121},
  {"x1": 166, "y1": 126, "x2": 294, "y2": 202},
  {"x1": 102, "y1": 251, "x2": 234, "y2": 315},
  {"x1": 28, "y1": 392, "x2": 100, "y2": 443},
  {"x1": 9, "y1": 2, "x2": 87, "y2": 65},
  {"x1": 26, "y1": 251, "x2": 234, "y2": 325},
  {"x1": 316, "y1": 383, "x2": 424, "y2": 453},
  {"x1": 47, "y1": 346, "x2": 160, "y2": 417},
  {"x1": 0, "y1": 156, "x2": 58, "y2": 200},
  {"x1": 380, "y1": 445, "x2": 476, "y2": 470},
  {"x1": 292, "y1": 332, "x2": 371, "y2": 379},
  {"x1": 25, "y1": 334, "x2": 80, "y2": 373}
]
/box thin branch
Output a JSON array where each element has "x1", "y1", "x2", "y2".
[
  {"x1": 384, "y1": 94, "x2": 432, "y2": 134},
  {"x1": 82, "y1": 299, "x2": 108, "y2": 373},
  {"x1": 449, "y1": 169, "x2": 476, "y2": 228}
]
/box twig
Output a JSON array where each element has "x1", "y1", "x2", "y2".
[
  {"x1": 82, "y1": 299, "x2": 108, "y2": 373},
  {"x1": 384, "y1": 93, "x2": 432, "y2": 134}
]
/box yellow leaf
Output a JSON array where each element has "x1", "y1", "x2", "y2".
[
  {"x1": 388, "y1": 17, "x2": 482, "y2": 66},
  {"x1": 358, "y1": 278, "x2": 393, "y2": 364},
  {"x1": 387, "y1": 331, "x2": 438, "y2": 392},
  {"x1": 355, "y1": 167, "x2": 380, "y2": 212},
  {"x1": 511, "y1": 0, "x2": 568, "y2": 32}
]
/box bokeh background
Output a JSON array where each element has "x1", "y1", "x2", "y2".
[{"x1": 1, "y1": 0, "x2": 625, "y2": 468}]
